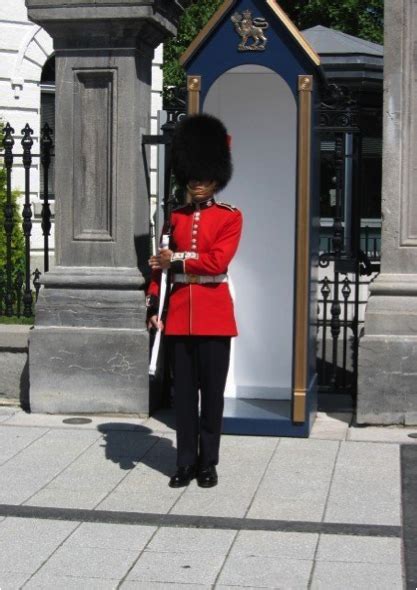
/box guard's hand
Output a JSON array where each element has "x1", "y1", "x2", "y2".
[
  {"x1": 147, "y1": 315, "x2": 164, "y2": 332},
  {"x1": 148, "y1": 248, "x2": 173, "y2": 270}
]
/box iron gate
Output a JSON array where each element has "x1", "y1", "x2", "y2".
[{"x1": 316, "y1": 83, "x2": 381, "y2": 401}]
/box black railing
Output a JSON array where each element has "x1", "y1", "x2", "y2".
[
  {"x1": 0, "y1": 122, "x2": 54, "y2": 318},
  {"x1": 316, "y1": 269, "x2": 379, "y2": 396}
]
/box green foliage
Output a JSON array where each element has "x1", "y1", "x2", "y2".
[
  {"x1": 0, "y1": 121, "x2": 26, "y2": 290},
  {"x1": 0, "y1": 315, "x2": 34, "y2": 325},
  {"x1": 163, "y1": 0, "x2": 383, "y2": 105},
  {"x1": 163, "y1": 0, "x2": 223, "y2": 106},
  {"x1": 279, "y1": 0, "x2": 383, "y2": 44}
]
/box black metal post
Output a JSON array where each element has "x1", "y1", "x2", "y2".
[
  {"x1": 320, "y1": 277, "x2": 330, "y2": 385},
  {"x1": 2, "y1": 123, "x2": 15, "y2": 317},
  {"x1": 329, "y1": 133, "x2": 345, "y2": 389},
  {"x1": 21, "y1": 124, "x2": 34, "y2": 317},
  {"x1": 341, "y1": 276, "x2": 351, "y2": 389},
  {"x1": 14, "y1": 269, "x2": 23, "y2": 318},
  {"x1": 40, "y1": 122, "x2": 53, "y2": 272}
]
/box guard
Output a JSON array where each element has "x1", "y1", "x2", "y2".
[{"x1": 147, "y1": 113, "x2": 243, "y2": 488}]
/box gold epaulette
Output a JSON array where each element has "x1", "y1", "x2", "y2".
[{"x1": 216, "y1": 201, "x2": 239, "y2": 212}]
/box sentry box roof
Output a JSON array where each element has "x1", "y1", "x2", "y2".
[{"x1": 180, "y1": 0, "x2": 322, "y2": 99}]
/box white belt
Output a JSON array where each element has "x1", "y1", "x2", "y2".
[{"x1": 172, "y1": 273, "x2": 228, "y2": 284}]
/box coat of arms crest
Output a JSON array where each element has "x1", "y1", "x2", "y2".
[{"x1": 231, "y1": 9, "x2": 269, "y2": 51}]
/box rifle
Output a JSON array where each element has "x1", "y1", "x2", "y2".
[
  {"x1": 148, "y1": 230, "x2": 170, "y2": 376},
  {"x1": 148, "y1": 115, "x2": 179, "y2": 376}
]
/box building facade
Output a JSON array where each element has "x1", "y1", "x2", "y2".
[{"x1": 0, "y1": 0, "x2": 163, "y2": 271}]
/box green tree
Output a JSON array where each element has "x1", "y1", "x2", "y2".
[
  {"x1": 163, "y1": 0, "x2": 223, "y2": 107},
  {"x1": 279, "y1": 0, "x2": 383, "y2": 44},
  {"x1": 163, "y1": 0, "x2": 383, "y2": 105},
  {"x1": 0, "y1": 121, "x2": 26, "y2": 301}
]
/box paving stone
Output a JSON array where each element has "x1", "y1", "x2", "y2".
[
  {"x1": 0, "y1": 406, "x2": 19, "y2": 416},
  {"x1": 324, "y1": 498, "x2": 401, "y2": 526},
  {"x1": 217, "y1": 554, "x2": 313, "y2": 588},
  {"x1": 316, "y1": 534, "x2": 402, "y2": 565},
  {"x1": 125, "y1": 550, "x2": 227, "y2": 585},
  {"x1": 93, "y1": 430, "x2": 161, "y2": 460},
  {"x1": 170, "y1": 440, "x2": 275, "y2": 519},
  {"x1": 215, "y1": 588, "x2": 273, "y2": 590},
  {"x1": 41, "y1": 434, "x2": 159, "y2": 495},
  {"x1": 112, "y1": 435, "x2": 177, "y2": 481},
  {"x1": 37, "y1": 545, "x2": 140, "y2": 580},
  {"x1": 3, "y1": 412, "x2": 146, "y2": 430},
  {"x1": 170, "y1": 481, "x2": 259, "y2": 518},
  {"x1": 310, "y1": 414, "x2": 350, "y2": 440},
  {"x1": 141, "y1": 416, "x2": 176, "y2": 434},
  {"x1": 246, "y1": 496, "x2": 326, "y2": 522},
  {"x1": 146, "y1": 527, "x2": 236, "y2": 555},
  {"x1": 96, "y1": 488, "x2": 182, "y2": 514},
  {"x1": 25, "y1": 485, "x2": 111, "y2": 509},
  {"x1": 246, "y1": 441, "x2": 337, "y2": 521},
  {"x1": 0, "y1": 517, "x2": 78, "y2": 574},
  {"x1": 121, "y1": 583, "x2": 210, "y2": 589},
  {"x1": 24, "y1": 574, "x2": 118, "y2": 589},
  {"x1": 0, "y1": 426, "x2": 49, "y2": 465},
  {"x1": 230, "y1": 531, "x2": 318, "y2": 560},
  {"x1": 64, "y1": 522, "x2": 156, "y2": 551},
  {"x1": 0, "y1": 572, "x2": 31, "y2": 589},
  {"x1": 310, "y1": 561, "x2": 403, "y2": 589},
  {"x1": 0, "y1": 407, "x2": 19, "y2": 423},
  {"x1": 348, "y1": 425, "x2": 417, "y2": 444},
  {"x1": 324, "y1": 442, "x2": 401, "y2": 525},
  {"x1": 316, "y1": 412, "x2": 352, "y2": 423},
  {"x1": 267, "y1": 438, "x2": 340, "y2": 469},
  {"x1": 0, "y1": 430, "x2": 101, "y2": 503}
]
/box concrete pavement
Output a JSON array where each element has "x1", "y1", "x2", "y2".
[{"x1": 0, "y1": 404, "x2": 415, "y2": 589}]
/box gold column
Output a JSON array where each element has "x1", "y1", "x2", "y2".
[
  {"x1": 293, "y1": 74, "x2": 313, "y2": 423},
  {"x1": 187, "y1": 75, "x2": 201, "y2": 115}
]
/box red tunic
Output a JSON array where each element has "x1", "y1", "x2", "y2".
[{"x1": 147, "y1": 198, "x2": 243, "y2": 336}]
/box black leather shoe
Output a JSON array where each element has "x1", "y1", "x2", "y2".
[
  {"x1": 168, "y1": 465, "x2": 197, "y2": 488},
  {"x1": 197, "y1": 465, "x2": 218, "y2": 488}
]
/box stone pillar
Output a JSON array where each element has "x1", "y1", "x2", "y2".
[
  {"x1": 357, "y1": 0, "x2": 417, "y2": 424},
  {"x1": 25, "y1": 0, "x2": 183, "y2": 414}
]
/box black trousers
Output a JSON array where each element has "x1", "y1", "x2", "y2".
[{"x1": 168, "y1": 336, "x2": 231, "y2": 467}]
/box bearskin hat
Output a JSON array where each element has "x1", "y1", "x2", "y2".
[{"x1": 171, "y1": 113, "x2": 232, "y2": 190}]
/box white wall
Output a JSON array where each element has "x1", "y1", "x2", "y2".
[
  {"x1": 0, "y1": 0, "x2": 163, "y2": 269},
  {"x1": 204, "y1": 65, "x2": 297, "y2": 401}
]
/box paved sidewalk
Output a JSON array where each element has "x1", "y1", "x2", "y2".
[{"x1": 0, "y1": 404, "x2": 415, "y2": 589}]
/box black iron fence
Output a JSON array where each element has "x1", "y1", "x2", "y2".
[
  {"x1": 0, "y1": 122, "x2": 53, "y2": 318},
  {"x1": 316, "y1": 229, "x2": 381, "y2": 398}
]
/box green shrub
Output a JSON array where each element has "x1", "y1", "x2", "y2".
[{"x1": 0, "y1": 120, "x2": 27, "y2": 312}]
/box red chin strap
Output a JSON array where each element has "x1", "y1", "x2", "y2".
[{"x1": 226, "y1": 134, "x2": 232, "y2": 148}]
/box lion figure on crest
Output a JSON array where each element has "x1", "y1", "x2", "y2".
[{"x1": 231, "y1": 9, "x2": 269, "y2": 51}]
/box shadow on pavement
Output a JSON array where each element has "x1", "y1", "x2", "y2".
[{"x1": 96, "y1": 422, "x2": 175, "y2": 477}]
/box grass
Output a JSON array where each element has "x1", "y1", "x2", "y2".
[{"x1": 0, "y1": 315, "x2": 34, "y2": 325}]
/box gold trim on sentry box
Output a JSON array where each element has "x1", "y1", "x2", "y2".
[
  {"x1": 187, "y1": 75, "x2": 201, "y2": 115},
  {"x1": 266, "y1": 1, "x2": 320, "y2": 66},
  {"x1": 293, "y1": 74, "x2": 313, "y2": 424}
]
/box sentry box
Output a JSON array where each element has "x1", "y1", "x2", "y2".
[{"x1": 180, "y1": 0, "x2": 322, "y2": 436}]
